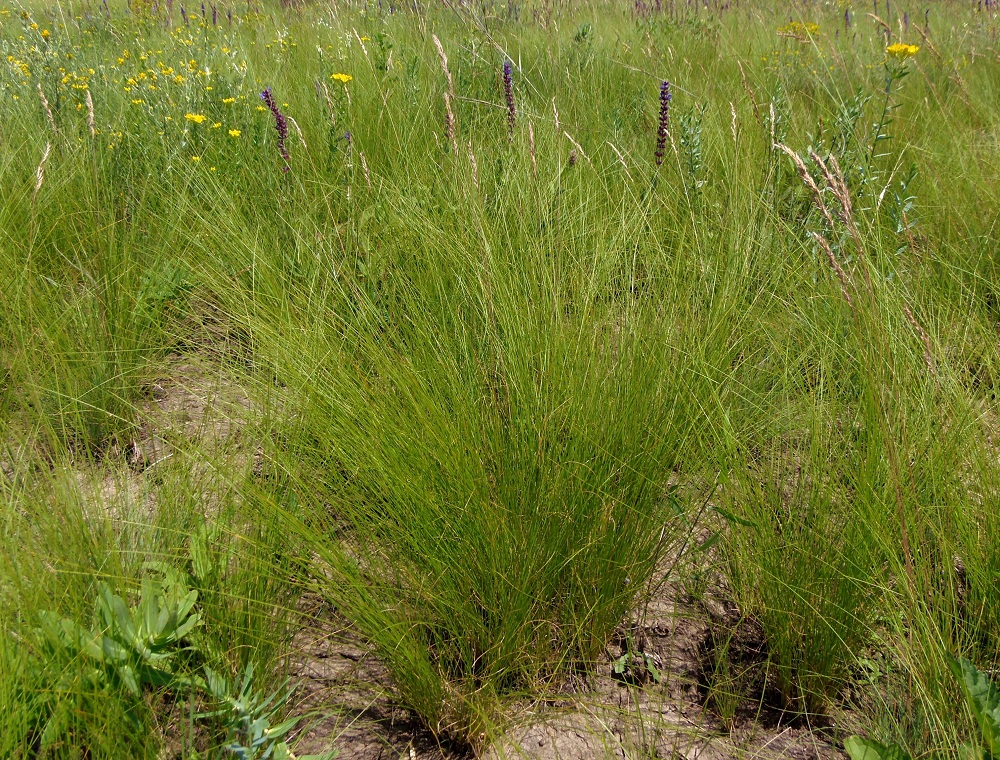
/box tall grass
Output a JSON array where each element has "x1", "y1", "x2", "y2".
[{"x1": 2, "y1": 0, "x2": 1000, "y2": 756}]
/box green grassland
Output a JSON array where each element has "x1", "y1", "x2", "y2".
[{"x1": 2, "y1": 0, "x2": 1000, "y2": 756}]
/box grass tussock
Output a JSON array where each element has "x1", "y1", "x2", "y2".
[{"x1": 2, "y1": 0, "x2": 1000, "y2": 757}]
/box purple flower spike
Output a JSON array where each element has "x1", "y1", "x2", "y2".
[
  {"x1": 260, "y1": 87, "x2": 291, "y2": 172},
  {"x1": 503, "y1": 60, "x2": 516, "y2": 139},
  {"x1": 655, "y1": 80, "x2": 671, "y2": 167}
]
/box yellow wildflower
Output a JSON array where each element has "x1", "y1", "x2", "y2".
[
  {"x1": 222, "y1": 97, "x2": 235, "y2": 104},
  {"x1": 886, "y1": 43, "x2": 919, "y2": 59},
  {"x1": 330, "y1": 72, "x2": 352, "y2": 83},
  {"x1": 211, "y1": 122, "x2": 221, "y2": 128},
  {"x1": 191, "y1": 155, "x2": 201, "y2": 162},
  {"x1": 777, "y1": 21, "x2": 819, "y2": 39},
  {"x1": 228, "y1": 129, "x2": 241, "y2": 137},
  {"x1": 131, "y1": 98, "x2": 144, "y2": 104},
  {"x1": 185, "y1": 112, "x2": 206, "y2": 124},
  {"x1": 41, "y1": 29, "x2": 50, "y2": 39}
]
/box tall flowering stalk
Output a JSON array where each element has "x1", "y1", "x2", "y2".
[
  {"x1": 85, "y1": 89, "x2": 96, "y2": 137},
  {"x1": 260, "y1": 87, "x2": 290, "y2": 172},
  {"x1": 655, "y1": 80, "x2": 671, "y2": 166},
  {"x1": 38, "y1": 84, "x2": 57, "y2": 136},
  {"x1": 433, "y1": 35, "x2": 458, "y2": 154},
  {"x1": 503, "y1": 60, "x2": 516, "y2": 139},
  {"x1": 33, "y1": 142, "x2": 51, "y2": 204}
]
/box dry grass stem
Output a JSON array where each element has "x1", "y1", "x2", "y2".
[
  {"x1": 85, "y1": 90, "x2": 96, "y2": 137},
  {"x1": 37, "y1": 84, "x2": 57, "y2": 136}
]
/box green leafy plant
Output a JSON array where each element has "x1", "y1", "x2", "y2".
[
  {"x1": 844, "y1": 735, "x2": 913, "y2": 760},
  {"x1": 948, "y1": 655, "x2": 1000, "y2": 759},
  {"x1": 202, "y1": 663, "x2": 334, "y2": 760},
  {"x1": 35, "y1": 571, "x2": 329, "y2": 758},
  {"x1": 846, "y1": 655, "x2": 1000, "y2": 760}
]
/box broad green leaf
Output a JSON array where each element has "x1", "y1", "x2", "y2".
[
  {"x1": 101, "y1": 586, "x2": 137, "y2": 645},
  {"x1": 267, "y1": 714, "x2": 304, "y2": 739},
  {"x1": 117, "y1": 663, "x2": 141, "y2": 695},
  {"x1": 948, "y1": 654, "x2": 1000, "y2": 757},
  {"x1": 101, "y1": 635, "x2": 129, "y2": 662},
  {"x1": 844, "y1": 736, "x2": 912, "y2": 760},
  {"x1": 204, "y1": 666, "x2": 230, "y2": 700},
  {"x1": 140, "y1": 577, "x2": 161, "y2": 637},
  {"x1": 191, "y1": 521, "x2": 218, "y2": 583},
  {"x1": 612, "y1": 653, "x2": 629, "y2": 675}
]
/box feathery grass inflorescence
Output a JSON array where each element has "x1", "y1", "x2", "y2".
[
  {"x1": 85, "y1": 89, "x2": 96, "y2": 137},
  {"x1": 33, "y1": 142, "x2": 51, "y2": 203},
  {"x1": 37, "y1": 84, "x2": 57, "y2": 136},
  {"x1": 433, "y1": 35, "x2": 458, "y2": 154}
]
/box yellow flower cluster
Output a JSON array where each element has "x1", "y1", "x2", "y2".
[
  {"x1": 777, "y1": 21, "x2": 820, "y2": 38},
  {"x1": 330, "y1": 72, "x2": 352, "y2": 83},
  {"x1": 886, "y1": 43, "x2": 919, "y2": 59},
  {"x1": 7, "y1": 54, "x2": 31, "y2": 78},
  {"x1": 185, "y1": 112, "x2": 207, "y2": 124}
]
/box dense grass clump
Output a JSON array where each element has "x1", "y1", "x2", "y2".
[{"x1": 3, "y1": 0, "x2": 1000, "y2": 756}]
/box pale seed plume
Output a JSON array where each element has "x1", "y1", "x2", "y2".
[
  {"x1": 432, "y1": 34, "x2": 455, "y2": 102},
  {"x1": 738, "y1": 61, "x2": 761, "y2": 124},
  {"x1": 359, "y1": 150, "x2": 371, "y2": 190},
  {"x1": 811, "y1": 232, "x2": 855, "y2": 308},
  {"x1": 34, "y1": 142, "x2": 52, "y2": 202},
  {"x1": 287, "y1": 115, "x2": 307, "y2": 150},
  {"x1": 468, "y1": 140, "x2": 479, "y2": 192},
  {"x1": 607, "y1": 141, "x2": 633, "y2": 183},
  {"x1": 85, "y1": 89, "x2": 96, "y2": 137},
  {"x1": 444, "y1": 90, "x2": 457, "y2": 155},
  {"x1": 433, "y1": 36, "x2": 458, "y2": 153},
  {"x1": 38, "y1": 84, "x2": 57, "y2": 136}
]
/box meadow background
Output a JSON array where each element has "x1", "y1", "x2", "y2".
[{"x1": 2, "y1": 0, "x2": 1000, "y2": 756}]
